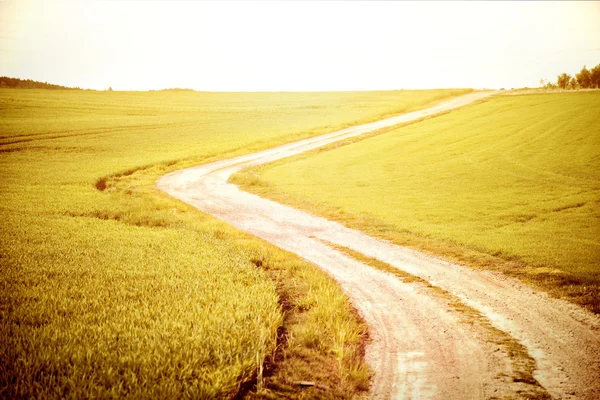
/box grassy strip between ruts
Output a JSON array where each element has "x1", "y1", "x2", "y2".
[
  {"x1": 232, "y1": 91, "x2": 600, "y2": 313},
  {"x1": 321, "y1": 241, "x2": 550, "y2": 399},
  {"x1": 1, "y1": 89, "x2": 471, "y2": 397}
]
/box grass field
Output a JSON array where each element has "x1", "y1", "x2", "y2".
[
  {"x1": 235, "y1": 91, "x2": 600, "y2": 313},
  {"x1": 0, "y1": 88, "x2": 470, "y2": 398}
]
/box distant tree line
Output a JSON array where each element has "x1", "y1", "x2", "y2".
[
  {"x1": 541, "y1": 64, "x2": 600, "y2": 90},
  {"x1": 0, "y1": 76, "x2": 83, "y2": 90},
  {"x1": 0, "y1": 77, "x2": 198, "y2": 92}
]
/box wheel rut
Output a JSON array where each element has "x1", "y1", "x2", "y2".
[{"x1": 157, "y1": 92, "x2": 600, "y2": 399}]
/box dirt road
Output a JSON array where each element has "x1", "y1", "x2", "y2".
[{"x1": 157, "y1": 92, "x2": 600, "y2": 399}]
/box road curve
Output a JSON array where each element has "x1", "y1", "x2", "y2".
[{"x1": 157, "y1": 92, "x2": 600, "y2": 399}]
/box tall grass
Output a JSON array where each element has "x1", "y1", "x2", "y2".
[
  {"x1": 0, "y1": 88, "x2": 468, "y2": 397},
  {"x1": 235, "y1": 91, "x2": 600, "y2": 312}
]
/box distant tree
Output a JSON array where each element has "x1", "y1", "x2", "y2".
[
  {"x1": 590, "y1": 64, "x2": 600, "y2": 88},
  {"x1": 0, "y1": 76, "x2": 79, "y2": 90},
  {"x1": 556, "y1": 73, "x2": 571, "y2": 89},
  {"x1": 108, "y1": 86, "x2": 113, "y2": 91},
  {"x1": 569, "y1": 77, "x2": 578, "y2": 90},
  {"x1": 576, "y1": 66, "x2": 591, "y2": 88}
]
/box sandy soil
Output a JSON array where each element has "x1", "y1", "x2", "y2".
[{"x1": 157, "y1": 92, "x2": 600, "y2": 399}]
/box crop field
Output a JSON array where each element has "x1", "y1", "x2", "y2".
[
  {"x1": 0, "y1": 88, "x2": 470, "y2": 398},
  {"x1": 236, "y1": 91, "x2": 600, "y2": 312}
]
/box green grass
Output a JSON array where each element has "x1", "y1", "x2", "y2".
[
  {"x1": 234, "y1": 91, "x2": 600, "y2": 313},
  {"x1": 0, "y1": 88, "x2": 469, "y2": 397}
]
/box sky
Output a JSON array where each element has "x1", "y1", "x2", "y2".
[{"x1": 0, "y1": 0, "x2": 599, "y2": 91}]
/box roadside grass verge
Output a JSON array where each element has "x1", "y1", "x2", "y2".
[
  {"x1": 103, "y1": 166, "x2": 372, "y2": 399},
  {"x1": 232, "y1": 238, "x2": 371, "y2": 399},
  {"x1": 0, "y1": 88, "x2": 468, "y2": 397},
  {"x1": 232, "y1": 91, "x2": 600, "y2": 313}
]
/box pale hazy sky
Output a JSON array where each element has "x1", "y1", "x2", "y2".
[{"x1": 1, "y1": 0, "x2": 599, "y2": 91}]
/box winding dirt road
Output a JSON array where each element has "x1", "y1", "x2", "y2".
[{"x1": 157, "y1": 92, "x2": 600, "y2": 399}]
